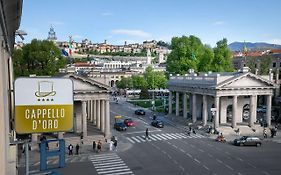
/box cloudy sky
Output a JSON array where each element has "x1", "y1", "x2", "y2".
[{"x1": 19, "y1": 0, "x2": 281, "y2": 47}]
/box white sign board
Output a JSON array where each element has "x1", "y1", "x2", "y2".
[{"x1": 15, "y1": 78, "x2": 73, "y2": 134}]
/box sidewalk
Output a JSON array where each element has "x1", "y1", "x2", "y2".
[{"x1": 163, "y1": 113, "x2": 281, "y2": 144}]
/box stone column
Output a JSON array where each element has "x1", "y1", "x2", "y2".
[
  {"x1": 276, "y1": 69, "x2": 280, "y2": 96},
  {"x1": 249, "y1": 95, "x2": 257, "y2": 127},
  {"x1": 82, "y1": 101, "x2": 87, "y2": 137},
  {"x1": 93, "y1": 100, "x2": 96, "y2": 125},
  {"x1": 176, "y1": 92, "x2": 179, "y2": 116},
  {"x1": 90, "y1": 100, "x2": 93, "y2": 122},
  {"x1": 101, "y1": 100, "x2": 105, "y2": 132},
  {"x1": 202, "y1": 95, "x2": 207, "y2": 126},
  {"x1": 105, "y1": 100, "x2": 111, "y2": 138},
  {"x1": 87, "y1": 100, "x2": 89, "y2": 120},
  {"x1": 183, "y1": 93, "x2": 187, "y2": 118},
  {"x1": 192, "y1": 94, "x2": 197, "y2": 123},
  {"x1": 214, "y1": 96, "x2": 220, "y2": 128},
  {"x1": 232, "y1": 95, "x2": 237, "y2": 128},
  {"x1": 96, "y1": 100, "x2": 101, "y2": 129},
  {"x1": 266, "y1": 95, "x2": 272, "y2": 127},
  {"x1": 168, "y1": 91, "x2": 172, "y2": 114}
]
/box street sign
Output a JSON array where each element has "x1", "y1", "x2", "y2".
[
  {"x1": 15, "y1": 78, "x2": 73, "y2": 134},
  {"x1": 210, "y1": 108, "x2": 216, "y2": 112}
]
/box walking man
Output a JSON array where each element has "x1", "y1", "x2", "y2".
[
  {"x1": 145, "y1": 128, "x2": 149, "y2": 140},
  {"x1": 93, "y1": 140, "x2": 96, "y2": 152},
  {"x1": 97, "y1": 140, "x2": 102, "y2": 153},
  {"x1": 76, "y1": 144, "x2": 80, "y2": 155},
  {"x1": 263, "y1": 128, "x2": 267, "y2": 138},
  {"x1": 68, "y1": 144, "x2": 73, "y2": 155},
  {"x1": 113, "y1": 139, "x2": 118, "y2": 151}
]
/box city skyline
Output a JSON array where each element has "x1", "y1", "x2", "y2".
[{"x1": 20, "y1": 0, "x2": 281, "y2": 47}]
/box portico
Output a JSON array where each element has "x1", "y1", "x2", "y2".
[
  {"x1": 168, "y1": 68, "x2": 276, "y2": 129},
  {"x1": 65, "y1": 74, "x2": 111, "y2": 138}
]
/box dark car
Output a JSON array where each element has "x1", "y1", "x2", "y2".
[
  {"x1": 151, "y1": 120, "x2": 164, "y2": 128},
  {"x1": 135, "y1": 109, "x2": 145, "y2": 115},
  {"x1": 233, "y1": 136, "x2": 261, "y2": 146},
  {"x1": 124, "y1": 118, "x2": 135, "y2": 127},
  {"x1": 114, "y1": 122, "x2": 127, "y2": 131}
]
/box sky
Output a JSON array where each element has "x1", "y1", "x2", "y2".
[{"x1": 19, "y1": 0, "x2": 281, "y2": 47}]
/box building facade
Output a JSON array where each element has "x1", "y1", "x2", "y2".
[
  {"x1": 168, "y1": 68, "x2": 276, "y2": 129},
  {"x1": 0, "y1": 0, "x2": 22, "y2": 174}
]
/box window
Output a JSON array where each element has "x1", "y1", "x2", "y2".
[{"x1": 273, "y1": 62, "x2": 276, "y2": 67}]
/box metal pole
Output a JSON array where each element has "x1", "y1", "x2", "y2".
[{"x1": 25, "y1": 142, "x2": 29, "y2": 175}]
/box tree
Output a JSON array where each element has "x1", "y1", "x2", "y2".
[
  {"x1": 166, "y1": 35, "x2": 205, "y2": 74},
  {"x1": 116, "y1": 77, "x2": 133, "y2": 89},
  {"x1": 259, "y1": 55, "x2": 273, "y2": 75},
  {"x1": 166, "y1": 36, "x2": 234, "y2": 74},
  {"x1": 131, "y1": 75, "x2": 147, "y2": 89},
  {"x1": 13, "y1": 39, "x2": 66, "y2": 77},
  {"x1": 212, "y1": 38, "x2": 234, "y2": 72}
]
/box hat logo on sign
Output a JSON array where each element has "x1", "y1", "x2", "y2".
[{"x1": 35, "y1": 81, "x2": 56, "y2": 98}]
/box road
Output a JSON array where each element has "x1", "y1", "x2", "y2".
[{"x1": 22, "y1": 99, "x2": 281, "y2": 175}]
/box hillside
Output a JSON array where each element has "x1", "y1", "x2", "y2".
[{"x1": 228, "y1": 42, "x2": 281, "y2": 51}]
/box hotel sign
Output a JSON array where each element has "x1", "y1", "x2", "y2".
[{"x1": 15, "y1": 78, "x2": 73, "y2": 134}]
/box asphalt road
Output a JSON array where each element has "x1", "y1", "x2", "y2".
[
  {"x1": 108, "y1": 100, "x2": 281, "y2": 175},
  {"x1": 21, "y1": 100, "x2": 281, "y2": 175}
]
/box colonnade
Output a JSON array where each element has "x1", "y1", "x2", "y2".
[
  {"x1": 82, "y1": 99, "x2": 111, "y2": 138},
  {"x1": 168, "y1": 92, "x2": 272, "y2": 128}
]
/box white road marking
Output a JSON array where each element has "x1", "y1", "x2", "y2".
[
  {"x1": 126, "y1": 137, "x2": 135, "y2": 144},
  {"x1": 208, "y1": 153, "x2": 213, "y2": 158},
  {"x1": 130, "y1": 136, "x2": 141, "y2": 143},
  {"x1": 262, "y1": 171, "x2": 271, "y2": 175},
  {"x1": 95, "y1": 163, "x2": 126, "y2": 168},
  {"x1": 180, "y1": 148, "x2": 186, "y2": 153},
  {"x1": 97, "y1": 166, "x2": 129, "y2": 171},
  {"x1": 179, "y1": 165, "x2": 185, "y2": 171},
  {"x1": 194, "y1": 158, "x2": 201, "y2": 164},
  {"x1": 203, "y1": 165, "x2": 210, "y2": 170},
  {"x1": 216, "y1": 159, "x2": 223, "y2": 164},
  {"x1": 155, "y1": 134, "x2": 168, "y2": 140},
  {"x1": 98, "y1": 168, "x2": 131, "y2": 174},
  {"x1": 198, "y1": 149, "x2": 204, "y2": 153},
  {"x1": 186, "y1": 153, "x2": 192, "y2": 158},
  {"x1": 225, "y1": 164, "x2": 234, "y2": 170}
]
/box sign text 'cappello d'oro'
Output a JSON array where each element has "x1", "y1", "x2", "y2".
[{"x1": 15, "y1": 78, "x2": 73, "y2": 134}]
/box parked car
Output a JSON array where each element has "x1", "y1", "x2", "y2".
[
  {"x1": 135, "y1": 109, "x2": 145, "y2": 115},
  {"x1": 151, "y1": 120, "x2": 164, "y2": 128},
  {"x1": 124, "y1": 118, "x2": 135, "y2": 127},
  {"x1": 233, "y1": 136, "x2": 261, "y2": 146},
  {"x1": 114, "y1": 122, "x2": 127, "y2": 131}
]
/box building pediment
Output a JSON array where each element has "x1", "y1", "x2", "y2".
[
  {"x1": 64, "y1": 74, "x2": 111, "y2": 92},
  {"x1": 217, "y1": 73, "x2": 275, "y2": 89}
]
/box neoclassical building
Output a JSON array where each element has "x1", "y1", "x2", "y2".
[
  {"x1": 65, "y1": 74, "x2": 111, "y2": 138},
  {"x1": 168, "y1": 67, "x2": 276, "y2": 129}
]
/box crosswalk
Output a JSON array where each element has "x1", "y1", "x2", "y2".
[
  {"x1": 90, "y1": 153, "x2": 134, "y2": 175},
  {"x1": 126, "y1": 132, "x2": 206, "y2": 144}
]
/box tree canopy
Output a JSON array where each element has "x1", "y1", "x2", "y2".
[
  {"x1": 166, "y1": 35, "x2": 234, "y2": 74},
  {"x1": 116, "y1": 66, "x2": 167, "y2": 90},
  {"x1": 12, "y1": 39, "x2": 66, "y2": 78}
]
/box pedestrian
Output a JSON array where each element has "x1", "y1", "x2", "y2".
[
  {"x1": 193, "y1": 129, "x2": 196, "y2": 134},
  {"x1": 145, "y1": 128, "x2": 149, "y2": 140},
  {"x1": 109, "y1": 140, "x2": 113, "y2": 151},
  {"x1": 80, "y1": 133, "x2": 84, "y2": 145},
  {"x1": 68, "y1": 144, "x2": 73, "y2": 155},
  {"x1": 153, "y1": 114, "x2": 156, "y2": 120},
  {"x1": 113, "y1": 139, "x2": 118, "y2": 151},
  {"x1": 75, "y1": 144, "x2": 80, "y2": 155},
  {"x1": 97, "y1": 140, "x2": 102, "y2": 152},
  {"x1": 270, "y1": 128, "x2": 274, "y2": 138},
  {"x1": 263, "y1": 128, "x2": 267, "y2": 138},
  {"x1": 93, "y1": 141, "x2": 96, "y2": 152},
  {"x1": 274, "y1": 126, "x2": 277, "y2": 136}
]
